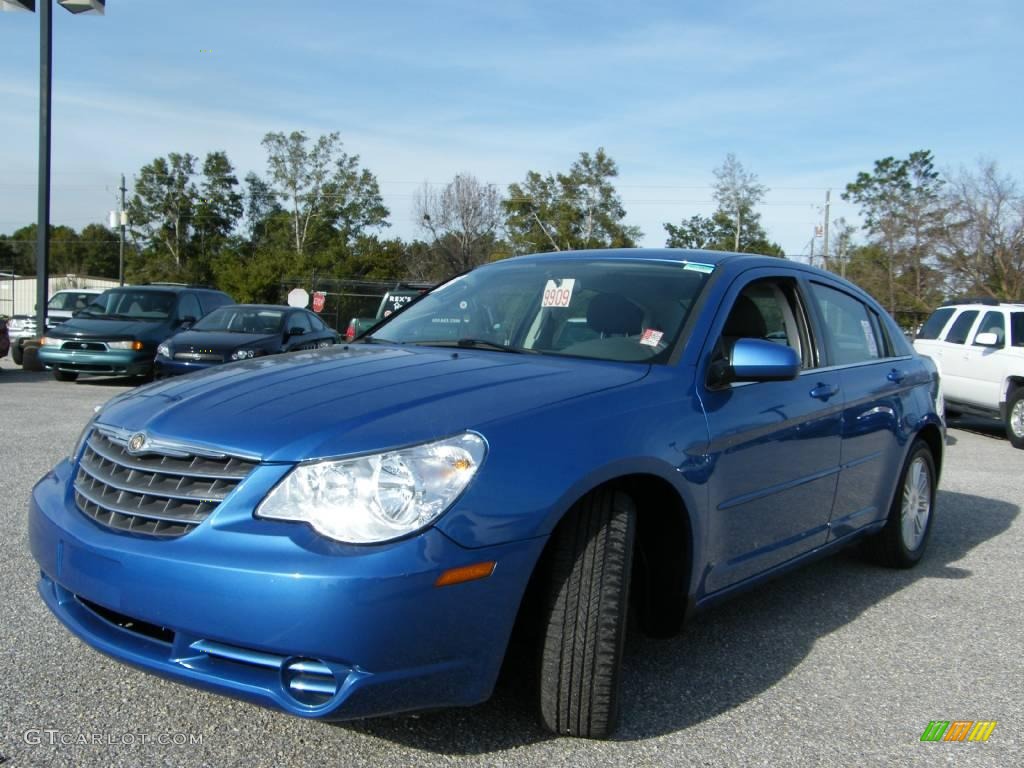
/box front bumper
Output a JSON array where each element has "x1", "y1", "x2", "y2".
[
  {"x1": 29, "y1": 459, "x2": 545, "y2": 720},
  {"x1": 38, "y1": 346, "x2": 154, "y2": 376},
  {"x1": 154, "y1": 357, "x2": 220, "y2": 377}
]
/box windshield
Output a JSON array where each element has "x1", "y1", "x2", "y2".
[
  {"x1": 48, "y1": 292, "x2": 96, "y2": 312},
  {"x1": 192, "y1": 307, "x2": 284, "y2": 334},
  {"x1": 79, "y1": 290, "x2": 175, "y2": 321},
  {"x1": 369, "y1": 258, "x2": 712, "y2": 363}
]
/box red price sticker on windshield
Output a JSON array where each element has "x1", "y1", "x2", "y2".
[
  {"x1": 542, "y1": 279, "x2": 575, "y2": 308},
  {"x1": 640, "y1": 329, "x2": 664, "y2": 346}
]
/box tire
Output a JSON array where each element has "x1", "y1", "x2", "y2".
[
  {"x1": 54, "y1": 370, "x2": 78, "y2": 382},
  {"x1": 539, "y1": 488, "x2": 636, "y2": 738},
  {"x1": 1005, "y1": 389, "x2": 1024, "y2": 449},
  {"x1": 21, "y1": 345, "x2": 44, "y2": 372},
  {"x1": 861, "y1": 439, "x2": 936, "y2": 568},
  {"x1": 11, "y1": 341, "x2": 23, "y2": 366}
]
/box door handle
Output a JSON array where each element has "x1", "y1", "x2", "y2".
[
  {"x1": 809, "y1": 382, "x2": 840, "y2": 400},
  {"x1": 886, "y1": 369, "x2": 906, "y2": 383}
]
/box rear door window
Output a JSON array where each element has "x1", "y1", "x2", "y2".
[{"x1": 944, "y1": 310, "x2": 978, "y2": 344}]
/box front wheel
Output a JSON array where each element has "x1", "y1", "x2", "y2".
[
  {"x1": 861, "y1": 439, "x2": 936, "y2": 568},
  {"x1": 1005, "y1": 389, "x2": 1024, "y2": 449},
  {"x1": 54, "y1": 370, "x2": 78, "y2": 382},
  {"x1": 11, "y1": 341, "x2": 23, "y2": 366},
  {"x1": 538, "y1": 488, "x2": 636, "y2": 738}
]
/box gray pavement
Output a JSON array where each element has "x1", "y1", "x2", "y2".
[{"x1": 1, "y1": 356, "x2": 1020, "y2": 767}]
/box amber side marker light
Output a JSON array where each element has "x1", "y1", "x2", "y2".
[{"x1": 434, "y1": 561, "x2": 496, "y2": 587}]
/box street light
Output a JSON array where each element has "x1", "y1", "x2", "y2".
[{"x1": 5, "y1": 0, "x2": 104, "y2": 333}]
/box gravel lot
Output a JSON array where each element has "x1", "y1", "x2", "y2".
[{"x1": 1, "y1": 356, "x2": 1021, "y2": 767}]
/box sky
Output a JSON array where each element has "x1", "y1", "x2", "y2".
[{"x1": 1, "y1": 0, "x2": 1021, "y2": 259}]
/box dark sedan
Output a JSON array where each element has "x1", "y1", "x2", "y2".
[{"x1": 155, "y1": 304, "x2": 338, "y2": 377}]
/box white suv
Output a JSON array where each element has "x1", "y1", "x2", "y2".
[{"x1": 914, "y1": 300, "x2": 1024, "y2": 448}]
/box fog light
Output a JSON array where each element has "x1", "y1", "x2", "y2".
[{"x1": 281, "y1": 657, "x2": 338, "y2": 706}]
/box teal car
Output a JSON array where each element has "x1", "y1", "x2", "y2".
[{"x1": 38, "y1": 285, "x2": 233, "y2": 381}]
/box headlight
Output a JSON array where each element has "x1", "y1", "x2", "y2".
[
  {"x1": 157, "y1": 343, "x2": 171, "y2": 358},
  {"x1": 40, "y1": 336, "x2": 62, "y2": 346},
  {"x1": 256, "y1": 432, "x2": 487, "y2": 543},
  {"x1": 230, "y1": 348, "x2": 267, "y2": 360},
  {"x1": 108, "y1": 340, "x2": 144, "y2": 351}
]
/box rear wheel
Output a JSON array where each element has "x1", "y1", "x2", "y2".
[
  {"x1": 538, "y1": 488, "x2": 636, "y2": 738},
  {"x1": 861, "y1": 439, "x2": 936, "y2": 568},
  {"x1": 1005, "y1": 389, "x2": 1024, "y2": 449},
  {"x1": 53, "y1": 370, "x2": 78, "y2": 382}
]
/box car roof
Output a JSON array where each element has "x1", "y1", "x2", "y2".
[{"x1": 218, "y1": 304, "x2": 293, "y2": 311}]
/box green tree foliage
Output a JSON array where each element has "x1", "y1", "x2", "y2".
[
  {"x1": 195, "y1": 151, "x2": 243, "y2": 267},
  {"x1": 842, "y1": 150, "x2": 946, "y2": 313},
  {"x1": 504, "y1": 148, "x2": 641, "y2": 253},
  {"x1": 664, "y1": 215, "x2": 721, "y2": 250},
  {"x1": 663, "y1": 155, "x2": 783, "y2": 256},
  {"x1": 260, "y1": 131, "x2": 389, "y2": 256},
  {"x1": 127, "y1": 151, "x2": 244, "y2": 285},
  {"x1": 128, "y1": 152, "x2": 199, "y2": 272},
  {"x1": 0, "y1": 224, "x2": 120, "y2": 279}
]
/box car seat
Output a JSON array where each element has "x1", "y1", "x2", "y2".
[{"x1": 586, "y1": 294, "x2": 644, "y2": 337}]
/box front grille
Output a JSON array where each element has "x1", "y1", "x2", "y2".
[
  {"x1": 74, "y1": 428, "x2": 258, "y2": 538},
  {"x1": 174, "y1": 351, "x2": 224, "y2": 362},
  {"x1": 61, "y1": 340, "x2": 107, "y2": 351}
]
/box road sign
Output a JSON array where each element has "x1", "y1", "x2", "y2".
[{"x1": 287, "y1": 288, "x2": 309, "y2": 308}]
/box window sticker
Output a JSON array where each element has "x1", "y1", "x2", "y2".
[
  {"x1": 542, "y1": 279, "x2": 575, "y2": 308},
  {"x1": 640, "y1": 329, "x2": 664, "y2": 347},
  {"x1": 683, "y1": 262, "x2": 714, "y2": 274},
  {"x1": 861, "y1": 319, "x2": 879, "y2": 357}
]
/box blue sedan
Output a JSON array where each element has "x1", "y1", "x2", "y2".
[
  {"x1": 154, "y1": 304, "x2": 338, "y2": 376},
  {"x1": 28, "y1": 250, "x2": 943, "y2": 738}
]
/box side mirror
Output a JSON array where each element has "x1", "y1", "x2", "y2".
[
  {"x1": 711, "y1": 338, "x2": 801, "y2": 386},
  {"x1": 179, "y1": 316, "x2": 197, "y2": 328},
  {"x1": 974, "y1": 331, "x2": 1001, "y2": 347}
]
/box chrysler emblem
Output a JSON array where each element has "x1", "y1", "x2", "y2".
[{"x1": 127, "y1": 433, "x2": 147, "y2": 454}]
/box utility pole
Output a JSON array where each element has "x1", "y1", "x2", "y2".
[
  {"x1": 822, "y1": 189, "x2": 830, "y2": 271},
  {"x1": 734, "y1": 206, "x2": 742, "y2": 251},
  {"x1": 35, "y1": 0, "x2": 53, "y2": 335},
  {"x1": 119, "y1": 173, "x2": 126, "y2": 285}
]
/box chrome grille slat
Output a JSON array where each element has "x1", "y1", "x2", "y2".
[
  {"x1": 73, "y1": 430, "x2": 258, "y2": 538},
  {"x1": 86, "y1": 433, "x2": 253, "y2": 479},
  {"x1": 77, "y1": 453, "x2": 233, "y2": 502}
]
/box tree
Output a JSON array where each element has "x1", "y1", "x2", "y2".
[
  {"x1": 938, "y1": 160, "x2": 1024, "y2": 301},
  {"x1": 194, "y1": 151, "x2": 243, "y2": 267},
  {"x1": 713, "y1": 153, "x2": 768, "y2": 252},
  {"x1": 664, "y1": 215, "x2": 722, "y2": 249},
  {"x1": 504, "y1": 148, "x2": 641, "y2": 253},
  {"x1": 414, "y1": 173, "x2": 504, "y2": 276},
  {"x1": 842, "y1": 150, "x2": 946, "y2": 313},
  {"x1": 260, "y1": 131, "x2": 389, "y2": 256},
  {"x1": 128, "y1": 153, "x2": 199, "y2": 270}
]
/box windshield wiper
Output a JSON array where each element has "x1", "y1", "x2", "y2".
[{"x1": 412, "y1": 338, "x2": 537, "y2": 354}]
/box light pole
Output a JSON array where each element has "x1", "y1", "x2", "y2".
[{"x1": 4, "y1": 0, "x2": 105, "y2": 333}]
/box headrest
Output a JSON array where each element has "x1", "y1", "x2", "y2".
[
  {"x1": 723, "y1": 294, "x2": 767, "y2": 338},
  {"x1": 587, "y1": 293, "x2": 643, "y2": 336}
]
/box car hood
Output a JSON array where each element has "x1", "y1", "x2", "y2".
[
  {"x1": 49, "y1": 318, "x2": 166, "y2": 340},
  {"x1": 168, "y1": 330, "x2": 279, "y2": 351},
  {"x1": 98, "y1": 344, "x2": 650, "y2": 462}
]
